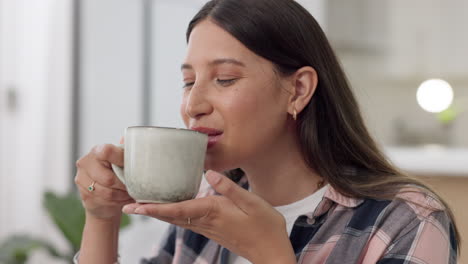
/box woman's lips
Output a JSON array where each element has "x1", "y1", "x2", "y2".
[
  {"x1": 207, "y1": 134, "x2": 223, "y2": 149},
  {"x1": 190, "y1": 127, "x2": 223, "y2": 149}
]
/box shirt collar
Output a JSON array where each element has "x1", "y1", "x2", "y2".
[
  {"x1": 237, "y1": 175, "x2": 363, "y2": 215},
  {"x1": 312, "y1": 186, "x2": 364, "y2": 217}
]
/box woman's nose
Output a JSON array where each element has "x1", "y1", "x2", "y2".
[{"x1": 185, "y1": 85, "x2": 213, "y2": 119}]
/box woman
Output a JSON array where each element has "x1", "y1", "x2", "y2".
[{"x1": 74, "y1": 0, "x2": 460, "y2": 263}]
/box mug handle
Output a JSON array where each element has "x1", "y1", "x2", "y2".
[{"x1": 111, "y1": 144, "x2": 126, "y2": 184}]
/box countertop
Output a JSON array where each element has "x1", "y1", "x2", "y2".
[{"x1": 385, "y1": 146, "x2": 468, "y2": 177}]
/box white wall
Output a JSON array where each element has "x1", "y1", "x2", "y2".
[
  {"x1": 0, "y1": 0, "x2": 19, "y2": 241},
  {"x1": 297, "y1": 0, "x2": 327, "y2": 29},
  {"x1": 0, "y1": 0, "x2": 73, "y2": 262},
  {"x1": 79, "y1": 0, "x2": 144, "y2": 154},
  {"x1": 387, "y1": 0, "x2": 468, "y2": 78},
  {"x1": 150, "y1": 0, "x2": 206, "y2": 128}
]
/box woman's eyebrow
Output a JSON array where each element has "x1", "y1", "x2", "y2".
[
  {"x1": 181, "y1": 58, "x2": 246, "y2": 71},
  {"x1": 181, "y1": 64, "x2": 193, "y2": 71},
  {"x1": 209, "y1": 58, "x2": 246, "y2": 67}
]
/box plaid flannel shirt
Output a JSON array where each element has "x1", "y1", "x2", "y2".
[{"x1": 141, "y1": 176, "x2": 458, "y2": 264}]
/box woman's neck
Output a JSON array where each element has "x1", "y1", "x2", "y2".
[{"x1": 241, "y1": 136, "x2": 323, "y2": 207}]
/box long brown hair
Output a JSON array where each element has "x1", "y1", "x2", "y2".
[{"x1": 187, "y1": 0, "x2": 460, "y2": 252}]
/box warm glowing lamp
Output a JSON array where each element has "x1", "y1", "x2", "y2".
[{"x1": 416, "y1": 79, "x2": 454, "y2": 113}]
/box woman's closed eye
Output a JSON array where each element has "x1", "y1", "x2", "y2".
[
  {"x1": 216, "y1": 78, "x2": 238, "y2": 87},
  {"x1": 183, "y1": 81, "x2": 195, "y2": 89},
  {"x1": 182, "y1": 78, "x2": 239, "y2": 89}
]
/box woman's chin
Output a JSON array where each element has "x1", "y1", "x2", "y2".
[
  {"x1": 204, "y1": 164, "x2": 226, "y2": 173},
  {"x1": 204, "y1": 160, "x2": 235, "y2": 174}
]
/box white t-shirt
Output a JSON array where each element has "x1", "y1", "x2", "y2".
[{"x1": 228, "y1": 185, "x2": 329, "y2": 264}]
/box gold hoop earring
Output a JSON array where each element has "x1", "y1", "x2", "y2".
[{"x1": 293, "y1": 109, "x2": 297, "y2": 121}]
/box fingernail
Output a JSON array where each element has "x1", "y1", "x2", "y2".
[
  {"x1": 206, "y1": 170, "x2": 221, "y2": 185},
  {"x1": 95, "y1": 144, "x2": 105, "y2": 154},
  {"x1": 134, "y1": 207, "x2": 146, "y2": 214},
  {"x1": 122, "y1": 205, "x2": 132, "y2": 214},
  {"x1": 122, "y1": 205, "x2": 134, "y2": 214}
]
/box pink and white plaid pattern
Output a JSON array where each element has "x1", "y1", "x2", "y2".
[{"x1": 142, "y1": 177, "x2": 458, "y2": 264}]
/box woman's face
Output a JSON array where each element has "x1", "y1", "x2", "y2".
[{"x1": 180, "y1": 19, "x2": 292, "y2": 172}]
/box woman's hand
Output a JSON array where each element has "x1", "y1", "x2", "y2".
[
  {"x1": 122, "y1": 170, "x2": 296, "y2": 264},
  {"x1": 75, "y1": 144, "x2": 135, "y2": 220}
]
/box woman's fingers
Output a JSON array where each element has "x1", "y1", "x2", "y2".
[
  {"x1": 122, "y1": 203, "x2": 140, "y2": 214},
  {"x1": 78, "y1": 183, "x2": 135, "y2": 206},
  {"x1": 128, "y1": 197, "x2": 219, "y2": 221},
  {"x1": 92, "y1": 144, "x2": 124, "y2": 168},
  {"x1": 77, "y1": 146, "x2": 126, "y2": 191},
  {"x1": 87, "y1": 153, "x2": 126, "y2": 191},
  {"x1": 75, "y1": 144, "x2": 133, "y2": 220},
  {"x1": 205, "y1": 170, "x2": 265, "y2": 214},
  {"x1": 76, "y1": 170, "x2": 132, "y2": 202},
  {"x1": 123, "y1": 201, "x2": 221, "y2": 230}
]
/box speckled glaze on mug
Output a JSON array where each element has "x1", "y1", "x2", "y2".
[{"x1": 111, "y1": 126, "x2": 208, "y2": 203}]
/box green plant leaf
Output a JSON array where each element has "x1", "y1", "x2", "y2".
[
  {"x1": 0, "y1": 192, "x2": 132, "y2": 264},
  {"x1": 43, "y1": 191, "x2": 86, "y2": 253},
  {"x1": 0, "y1": 235, "x2": 66, "y2": 264},
  {"x1": 120, "y1": 213, "x2": 131, "y2": 229},
  {"x1": 43, "y1": 191, "x2": 132, "y2": 253}
]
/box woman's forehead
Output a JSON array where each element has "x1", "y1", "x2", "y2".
[{"x1": 184, "y1": 20, "x2": 262, "y2": 68}]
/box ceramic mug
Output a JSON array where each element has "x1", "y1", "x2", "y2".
[{"x1": 111, "y1": 126, "x2": 208, "y2": 203}]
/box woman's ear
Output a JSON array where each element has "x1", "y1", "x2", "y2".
[{"x1": 287, "y1": 66, "x2": 318, "y2": 116}]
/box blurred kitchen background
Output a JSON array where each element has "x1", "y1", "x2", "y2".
[{"x1": 0, "y1": 0, "x2": 466, "y2": 263}]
